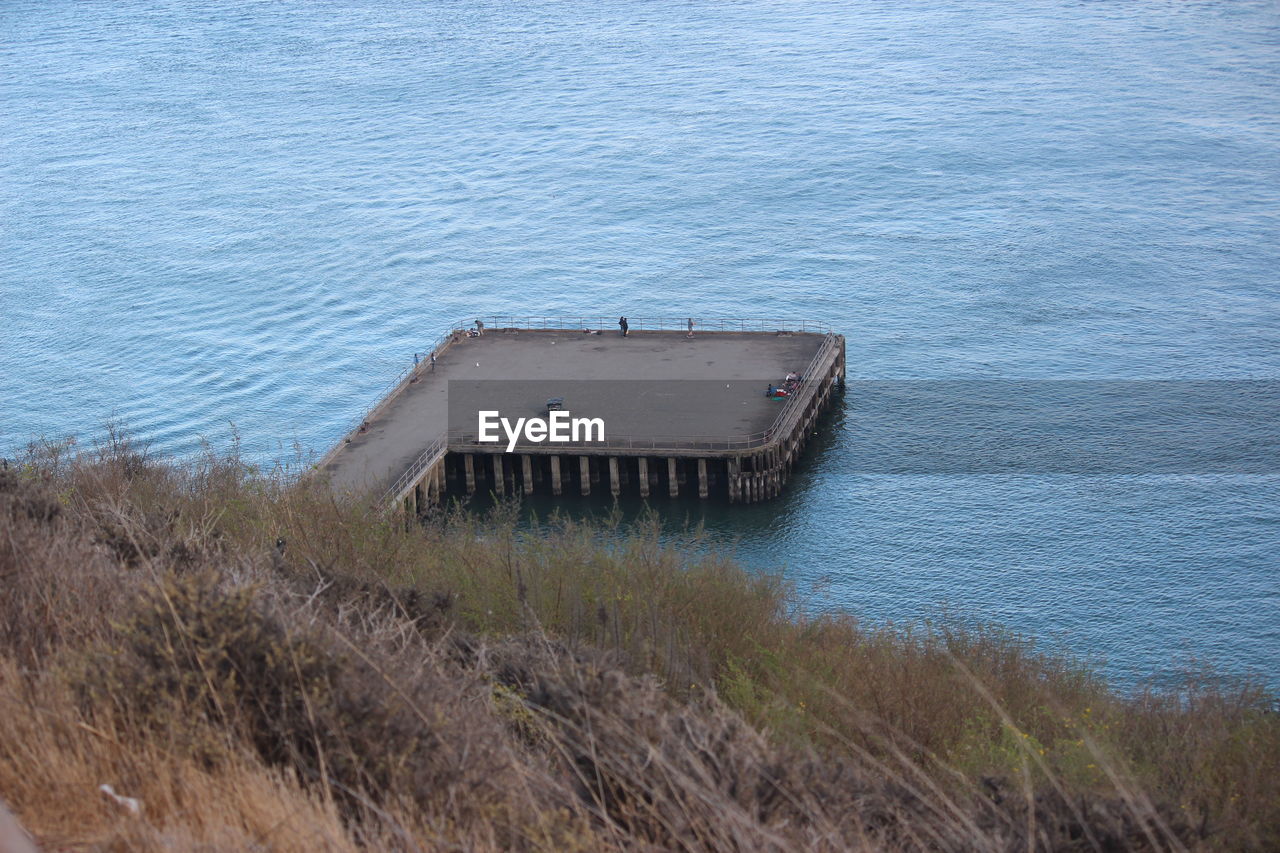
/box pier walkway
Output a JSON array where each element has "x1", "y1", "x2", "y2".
[{"x1": 318, "y1": 318, "x2": 844, "y2": 506}]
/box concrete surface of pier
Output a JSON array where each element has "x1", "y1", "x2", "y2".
[{"x1": 319, "y1": 322, "x2": 844, "y2": 505}]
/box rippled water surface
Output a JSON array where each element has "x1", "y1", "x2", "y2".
[{"x1": 3, "y1": 0, "x2": 1278, "y2": 688}]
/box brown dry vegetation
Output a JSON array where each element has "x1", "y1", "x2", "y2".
[{"x1": 0, "y1": 435, "x2": 1275, "y2": 851}]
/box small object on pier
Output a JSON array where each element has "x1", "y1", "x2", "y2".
[{"x1": 546, "y1": 396, "x2": 564, "y2": 412}]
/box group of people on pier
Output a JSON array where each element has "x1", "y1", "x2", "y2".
[{"x1": 766, "y1": 371, "x2": 803, "y2": 399}]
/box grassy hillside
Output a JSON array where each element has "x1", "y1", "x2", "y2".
[{"x1": 0, "y1": 436, "x2": 1275, "y2": 851}]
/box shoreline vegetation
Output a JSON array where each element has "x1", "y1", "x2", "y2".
[{"x1": 1, "y1": 434, "x2": 1275, "y2": 851}]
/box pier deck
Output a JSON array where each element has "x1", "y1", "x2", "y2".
[{"x1": 319, "y1": 321, "x2": 844, "y2": 505}]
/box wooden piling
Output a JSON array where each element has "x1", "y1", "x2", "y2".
[
  {"x1": 464, "y1": 454, "x2": 476, "y2": 495},
  {"x1": 522, "y1": 455, "x2": 534, "y2": 495},
  {"x1": 609, "y1": 457, "x2": 620, "y2": 497},
  {"x1": 697, "y1": 458, "x2": 708, "y2": 499},
  {"x1": 667, "y1": 458, "x2": 678, "y2": 498},
  {"x1": 550, "y1": 455, "x2": 562, "y2": 495},
  {"x1": 492, "y1": 454, "x2": 504, "y2": 495},
  {"x1": 638, "y1": 457, "x2": 650, "y2": 498},
  {"x1": 580, "y1": 456, "x2": 591, "y2": 496}
]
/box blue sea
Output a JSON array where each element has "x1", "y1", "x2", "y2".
[{"x1": 3, "y1": 0, "x2": 1277, "y2": 690}]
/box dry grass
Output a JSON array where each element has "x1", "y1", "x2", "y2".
[{"x1": 0, "y1": 435, "x2": 1274, "y2": 851}]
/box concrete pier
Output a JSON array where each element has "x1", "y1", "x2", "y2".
[{"x1": 317, "y1": 319, "x2": 844, "y2": 510}]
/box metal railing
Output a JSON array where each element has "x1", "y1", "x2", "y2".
[
  {"x1": 383, "y1": 432, "x2": 448, "y2": 505},
  {"x1": 464, "y1": 316, "x2": 834, "y2": 335}
]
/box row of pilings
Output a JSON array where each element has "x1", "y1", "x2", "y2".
[{"x1": 432, "y1": 451, "x2": 719, "y2": 501}]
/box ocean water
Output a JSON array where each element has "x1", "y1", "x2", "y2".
[{"x1": 3, "y1": 0, "x2": 1277, "y2": 689}]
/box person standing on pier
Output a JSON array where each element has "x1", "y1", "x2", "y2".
[
  {"x1": 475, "y1": 319, "x2": 485, "y2": 336},
  {"x1": 430, "y1": 351, "x2": 436, "y2": 372},
  {"x1": 619, "y1": 316, "x2": 628, "y2": 337},
  {"x1": 686, "y1": 317, "x2": 694, "y2": 338}
]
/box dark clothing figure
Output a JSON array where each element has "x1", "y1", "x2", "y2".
[
  {"x1": 430, "y1": 351, "x2": 437, "y2": 372},
  {"x1": 619, "y1": 316, "x2": 629, "y2": 336}
]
